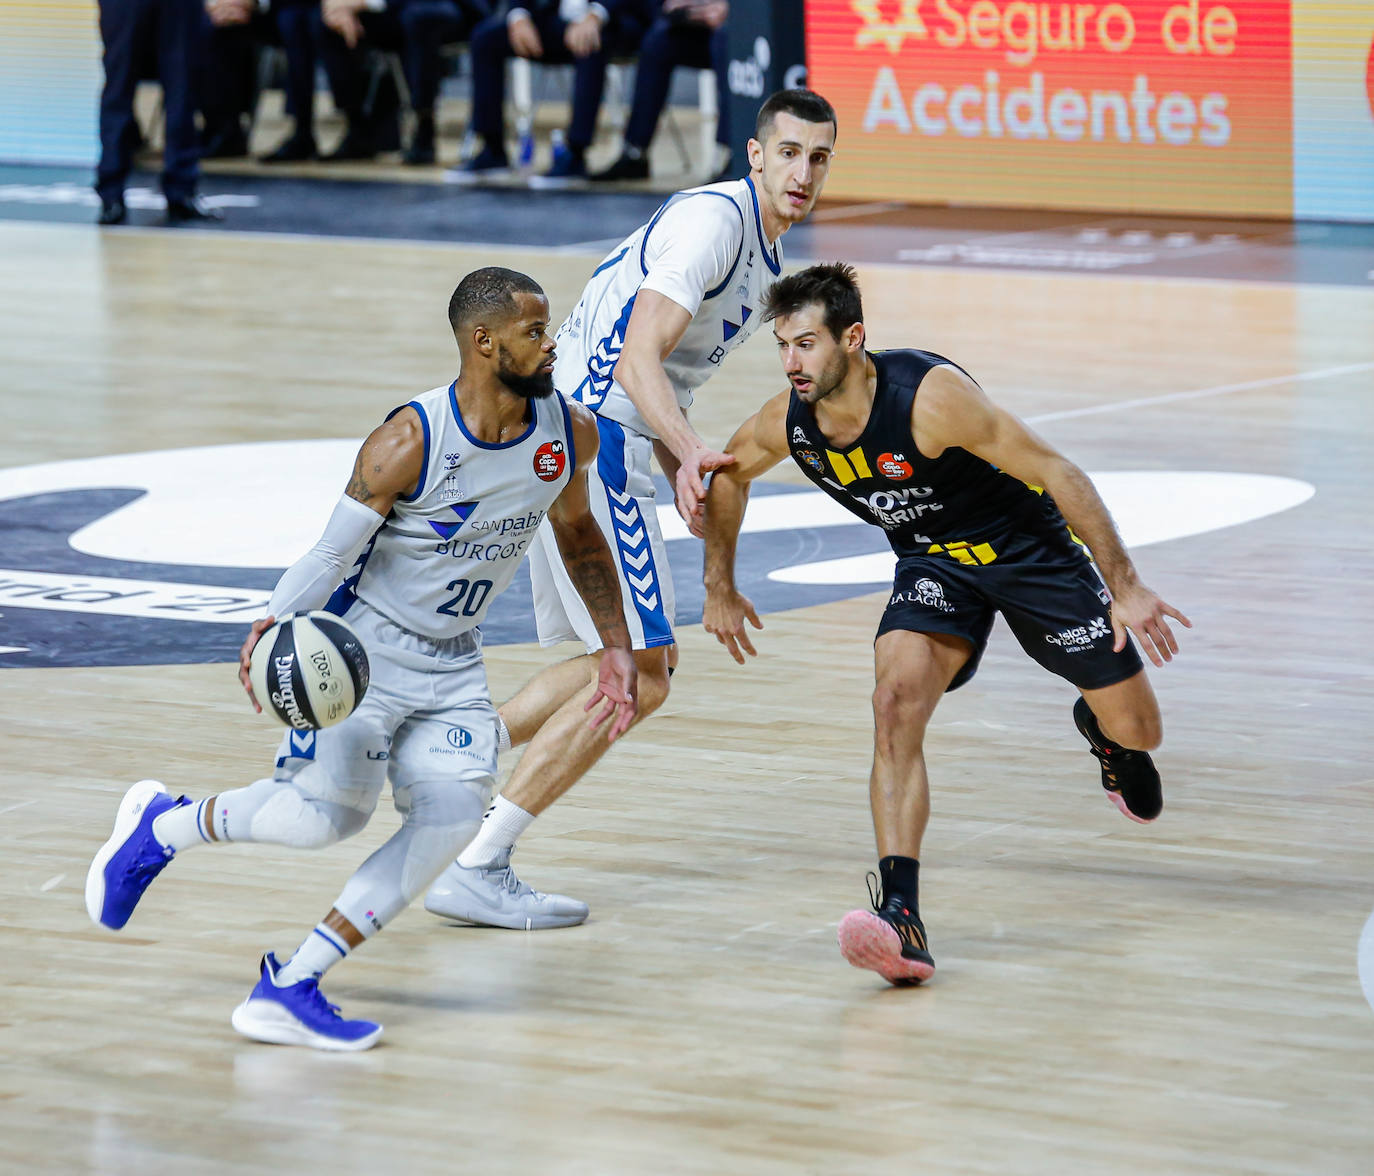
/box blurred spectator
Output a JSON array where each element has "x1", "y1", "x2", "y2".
[
  {"x1": 202, "y1": 0, "x2": 322, "y2": 162},
  {"x1": 317, "y1": 0, "x2": 492, "y2": 163},
  {"x1": 96, "y1": 0, "x2": 223, "y2": 224},
  {"x1": 200, "y1": 0, "x2": 268, "y2": 158},
  {"x1": 590, "y1": 0, "x2": 727, "y2": 183},
  {"x1": 454, "y1": 0, "x2": 652, "y2": 186}
]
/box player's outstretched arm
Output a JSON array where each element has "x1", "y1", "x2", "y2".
[
  {"x1": 548, "y1": 403, "x2": 639, "y2": 741},
  {"x1": 613, "y1": 289, "x2": 735, "y2": 526},
  {"x1": 702, "y1": 392, "x2": 791, "y2": 664},
  {"x1": 914, "y1": 367, "x2": 1191, "y2": 667},
  {"x1": 238, "y1": 411, "x2": 424, "y2": 709}
]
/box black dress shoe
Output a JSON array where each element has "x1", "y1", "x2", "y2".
[
  {"x1": 589, "y1": 152, "x2": 650, "y2": 183},
  {"x1": 260, "y1": 134, "x2": 317, "y2": 163},
  {"x1": 166, "y1": 196, "x2": 225, "y2": 224},
  {"x1": 201, "y1": 129, "x2": 250, "y2": 159},
  {"x1": 323, "y1": 127, "x2": 379, "y2": 162},
  {"x1": 97, "y1": 199, "x2": 126, "y2": 226}
]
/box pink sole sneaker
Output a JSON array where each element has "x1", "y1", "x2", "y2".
[
  {"x1": 1105, "y1": 790, "x2": 1153, "y2": 825},
  {"x1": 837, "y1": 910, "x2": 935, "y2": 985}
]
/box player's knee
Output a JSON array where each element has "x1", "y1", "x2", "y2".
[
  {"x1": 249, "y1": 782, "x2": 370, "y2": 848},
  {"x1": 392, "y1": 774, "x2": 493, "y2": 900},
  {"x1": 635, "y1": 657, "x2": 672, "y2": 717},
  {"x1": 1111, "y1": 711, "x2": 1163, "y2": 752},
  {"x1": 871, "y1": 680, "x2": 937, "y2": 741}
]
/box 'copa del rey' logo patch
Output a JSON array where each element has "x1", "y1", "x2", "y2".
[
  {"x1": 533, "y1": 440, "x2": 566, "y2": 482},
  {"x1": 877, "y1": 452, "x2": 914, "y2": 480}
]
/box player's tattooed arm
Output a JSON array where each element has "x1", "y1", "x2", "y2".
[{"x1": 343, "y1": 407, "x2": 425, "y2": 515}]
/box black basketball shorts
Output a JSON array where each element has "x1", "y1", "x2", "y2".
[{"x1": 875, "y1": 524, "x2": 1145, "y2": 692}]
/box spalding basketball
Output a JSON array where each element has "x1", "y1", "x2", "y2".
[{"x1": 248, "y1": 611, "x2": 370, "y2": 730}]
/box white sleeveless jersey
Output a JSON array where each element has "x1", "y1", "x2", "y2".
[
  {"x1": 338, "y1": 382, "x2": 575, "y2": 640},
  {"x1": 553, "y1": 176, "x2": 784, "y2": 439}
]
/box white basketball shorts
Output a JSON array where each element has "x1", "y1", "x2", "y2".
[
  {"x1": 271, "y1": 599, "x2": 499, "y2": 804},
  {"x1": 530, "y1": 415, "x2": 676, "y2": 653}
]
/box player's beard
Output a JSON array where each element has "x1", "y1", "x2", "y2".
[
  {"x1": 497, "y1": 345, "x2": 555, "y2": 400},
  {"x1": 793, "y1": 348, "x2": 848, "y2": 404}
]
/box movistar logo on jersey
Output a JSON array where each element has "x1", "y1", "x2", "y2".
[{"x1": 428, "y1": 500, "x2": 479, "y2": 540}]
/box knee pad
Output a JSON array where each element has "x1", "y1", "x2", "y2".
[
  {"x1": 392, "y1": 774, "x2": 493, "y2": 901},
  {"x1": 241, "y1": 766, "x2": 375, "y2": 848}
]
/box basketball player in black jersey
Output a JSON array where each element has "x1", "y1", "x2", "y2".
[{"x1": 702, "y1": 263, "x2": 1190, "y2": 986}]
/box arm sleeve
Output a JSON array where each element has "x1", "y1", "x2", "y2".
[
  {"x1": 266, "y1": 495, "x2": 385, "y2": 619},
  {"x1": 637, "y1": 196, "x2": 745, "y2": 318}
]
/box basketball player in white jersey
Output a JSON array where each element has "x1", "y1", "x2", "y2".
[
  {"x1": 422, "y1": 91, "x2": 838, "y2": 929},
  {"x1": 85, "y1": 268, "x2": 638, "y2": 1050}
]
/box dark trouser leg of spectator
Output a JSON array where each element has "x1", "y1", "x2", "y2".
[
  {"x1": 567, "y1": 47, "x2": 609, "y2": 156},
  {"x1": 621, "y1": 18, "x2": 686, "y2": 154},
  {"x1": 465, "y1": 12, "x2": 510, "y2": 163},
  {"x1": 709, "y1": 25, "x2": 729, "y2": 150},
  {"x1": 95, "y1": 0, "x2": 158, "y2": 216},
  {"x1": 200, "y1": 12, "x2": 256, "y2": 157},
  {"x1": 261, "y1": 0, "x2": 319, "y2": 161},
  {"x1": 592, "y1": 18, "x2": 712, "y2": 182},
  {"x1": 158, "y1": 0, "x2": 205, "y2": 204},
  {"x1": 398, "y1": 0, "x2": 469, "y2": 164},
  {"x1": 314, "y1": 8, "x2": 403, "y2": 160}
]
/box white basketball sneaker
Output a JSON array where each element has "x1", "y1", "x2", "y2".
[{"x1": 423, "y1": 848, "x2": 588, "y2": 930}]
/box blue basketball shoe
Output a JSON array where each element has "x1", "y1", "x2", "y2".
[
  {"x1": 85, "y1": 779, "x2": 188, "y2": 930},
  {"x1": 231, "y1": 953, "x2": 383, "y2": 1051}
]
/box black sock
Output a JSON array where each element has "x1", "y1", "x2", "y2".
[{"x1": 879, "y1": 855, "x2": 920, "y2": 912}]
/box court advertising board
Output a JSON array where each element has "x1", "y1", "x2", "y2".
[{"x1": 806, "y1": 0, "x2": 1374, "y2": 220}]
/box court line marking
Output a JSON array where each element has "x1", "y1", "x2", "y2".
[{"x1": 1025, "y1": 362, "x2": 1374, "y2": 424}]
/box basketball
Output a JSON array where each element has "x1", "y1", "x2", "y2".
[{"x1": 248, "y1": 611, "x2": 370, "y2": 730}]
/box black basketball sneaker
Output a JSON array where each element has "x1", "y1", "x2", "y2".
[
  {"x1": 837, "y1": 874, "x2": 935, "y2": 985},
  {"x1": 1073, "y1": 697, "x2": 1163, "y2": 823}
]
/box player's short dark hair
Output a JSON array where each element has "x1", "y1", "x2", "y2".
[
  {"x1": 762, "y1": 262, "x2": 863, "y2": 340},
  {"x1": 754, "y1": 89, "x2": 838, "y2": 144},
  {"x1": 448, "y1": 267, "x2": 544, "y2": 335}
]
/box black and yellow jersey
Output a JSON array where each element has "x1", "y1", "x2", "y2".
[{"x1": 785, "y1": 349, "x2": 1063, "y2": 561}]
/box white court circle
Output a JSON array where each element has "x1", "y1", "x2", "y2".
[
  {"x1": 0, "y1": 446, "x2": 1315, "y2": 580},
  {"x1": 1359, "y1": 908, "x2": 1374, "y2": 1015}
]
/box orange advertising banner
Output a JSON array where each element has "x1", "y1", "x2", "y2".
[{"x1": 806, "y1": 0, "x2": 1294, "y2": 216}]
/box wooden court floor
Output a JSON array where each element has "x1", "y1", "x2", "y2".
[{"x1": 2, "y1": 220, "x2": 1373, "y2": 1174}]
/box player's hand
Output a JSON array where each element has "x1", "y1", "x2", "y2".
[
  {"x1": 585, "y1": 646, "x2": 638, "y2": 742},
  {"x1": 238, "y1": 615, "x2": 276, "y2": 713},
  {"x1": 675, "y1": 446, "x2": 734, "y2": 535},
  {"x1": 509, "y1": 14, "x2": 543, "y2": 57},
  {"x1": 697, "y1": 1, "x2": 729, "y2": 29},
  {"x1": 1109, "y1": 584, "x2": 1191, "y2": 667},
  {"x1": 703, "y1": 586, "x2": 762, "y2": 664},
  {"x1": 323, "y1": 0, "x2": 365, "y2": 47},
  {"x1": 206, "y1": 0, "x2": 254, "y2": 27},
  {"x1": 564, "y1": 13, "x2": 602, "y2": 55}
]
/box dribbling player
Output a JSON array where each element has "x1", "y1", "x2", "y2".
[
  {"x1": 85, "y1": 268, "x2": 638, "y2": 1049},
  {"x1": 702, "y1": 263, "x2": 1190, "y2": 985},
  {"x1": 422, "y1": 90, "x2": 840, "y2": 928}
]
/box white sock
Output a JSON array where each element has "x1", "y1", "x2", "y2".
[
  {"x1": 152, "y1": 797, "x2": 212, "y2": 853},
  {"x1": 495, "y1": 712, "x2": 512, "y2": 752},
  {"x1": 275, "y1": 924, "x2": 350, "y2": 986},
  {"x1": 456, "y1": 795, "x2": 535, "y2": 868}
]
